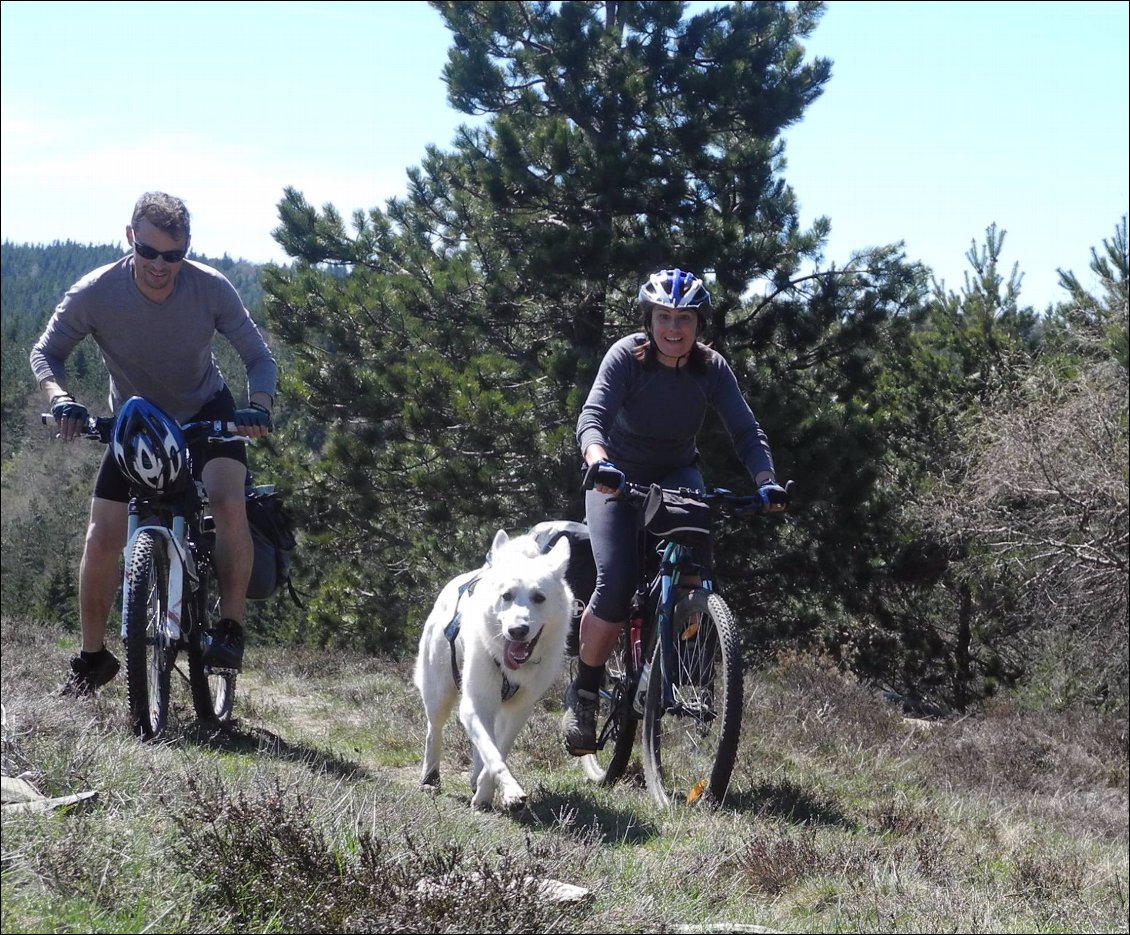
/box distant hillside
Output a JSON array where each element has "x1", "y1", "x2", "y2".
[{"x1": 1, "y1": 240, "x2": 267, "y2": 331}]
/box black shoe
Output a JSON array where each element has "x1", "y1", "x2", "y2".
[
  {"x1": 561, "y1": 682, "x2": 599, "y2": 756},
  {"x1": 61, "y1": 648, "x2": 120, "y2": 696},
  {"x1": 202, "y1": 619, "x2": 244, "y2": 670}
]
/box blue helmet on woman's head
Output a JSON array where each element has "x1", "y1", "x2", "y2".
[
  {"x1": 111, "y1": 397, "x2": 189, "y2": 492},
  {"x1": 638, "y1": 268, "x2": 711, "y2": 311},
  {"x1": 638, "y1": 268, "x2": 711, "y2": 335}
]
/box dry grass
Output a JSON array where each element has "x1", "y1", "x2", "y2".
[{"x1": 2, "y1": 617, "x2": 1127, "y2": 934}]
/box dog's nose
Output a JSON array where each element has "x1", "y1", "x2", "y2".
[{"x1": 508, "y1": 624, "x2": 530, "y2": 641}]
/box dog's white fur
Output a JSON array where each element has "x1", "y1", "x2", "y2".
[{"x1": 414, "y1": 529, "x2": 572, "y2": 810}]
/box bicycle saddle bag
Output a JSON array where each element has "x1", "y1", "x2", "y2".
[
  {"x1": 529, "y1": 520, "x2": 595, "y2": 657},
  {"x1": 246, "y1": 486, "x2": 299, "y2": 603},
  {"x1": 642, "y1": 485, "x2": 712, "y2": 548}
]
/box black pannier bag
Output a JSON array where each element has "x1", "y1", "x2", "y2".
[
  {"x1": 642, "y1": 484, "x2": 712, "y2": 549},
  {"x1": 530, "y1": 520, "x2": 595, "y2": 657},
  {"x1": 245, "y1": 485, "x2": 299, "y2": 603}
]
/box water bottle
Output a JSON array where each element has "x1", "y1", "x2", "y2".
[{"x1": 633, "y1": 661, "x2": 652, "y2": 714}]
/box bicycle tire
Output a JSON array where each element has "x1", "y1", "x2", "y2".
[
  {"x1": 124, "y1": 529, "x2": 175, "y2": 740},
  {"x1": 580, "y1": 625, "x2": 637, "y2": 785},
  {"x1": 186, "y1": 571, "x2": 236, "y2": 723},
  {"x1": 641, "y1": 590, "x2": 743, "y2": 807}
]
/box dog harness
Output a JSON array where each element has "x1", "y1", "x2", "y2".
[{"x1": 444, "y1": 573, "x2": 520, "y2": 702}]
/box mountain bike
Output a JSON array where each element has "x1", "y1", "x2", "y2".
[
  {"x1": 579, "y1": 469, "x2": 788, "y2": 806},
  {"x1": 44, "y1": 408, "x2": 255, "y2": 740}
]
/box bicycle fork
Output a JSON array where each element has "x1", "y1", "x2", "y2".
[
  {"x1": 656, "y1": 545, "x2": 714, "y2": 714},
  {"x1": 120, "y1": 514, "x2": 197, "y2": 644}
]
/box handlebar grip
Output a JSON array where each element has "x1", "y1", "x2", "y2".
[
  {"x1": 754, "y1": 478, "x2": 795, "y2": 511},
  {"x1": 582, "y1": 460, "x2": 626, "y2": 492},
  {"x1": 41, "y1": 413, "x2": 113, "y2": 442}
]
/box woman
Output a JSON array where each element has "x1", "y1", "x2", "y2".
[{"x1": 562, "y1": 268, "x2": 788, "y2": 755}]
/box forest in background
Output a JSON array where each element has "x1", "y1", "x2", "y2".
[{"x1": 2, "y1": 1, "x2": 1126, "y2": 717}]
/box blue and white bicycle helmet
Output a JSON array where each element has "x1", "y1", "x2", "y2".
[
  {"x1": 111, "y1": 397, "x2": 189, "y2": 492},
  {"x1": 638, "y1": 268, "x2": 711, "y2": 311}
]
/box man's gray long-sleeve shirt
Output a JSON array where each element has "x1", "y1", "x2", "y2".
[
  {"x1": 577, "y1": 334, "x2": 775, "y2": 482},
  {"x1": 30, "y1": 255, "x2": 277, "y2": 422}
]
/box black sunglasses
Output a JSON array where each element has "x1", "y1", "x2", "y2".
[{"x1": 133, "y1": 240, "x2": 187, "y2": 263}]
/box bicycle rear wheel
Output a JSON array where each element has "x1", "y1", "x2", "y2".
[
  {"x1": 641, "y1": 590, "x2": 743, "y2": 807},
  {"x1": 124, "y1": 529, "x2": 175, "y2": 740},
  {"x1": 580, "y1": 626, "x2": 637, "y2": 784},
  {"x1": 187, "y1": 572, "x2": 236, "y2": 723}
]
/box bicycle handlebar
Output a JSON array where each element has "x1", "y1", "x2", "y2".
[
  {"x1": 620, "y1": 481, "x2": 783, "y2": 517},
  {"x1": 583, "y1": 461, "x2": 794, "y2": 516},
  {"x1": 41, "y1": 413, "x2": 245, "y2": 445}
]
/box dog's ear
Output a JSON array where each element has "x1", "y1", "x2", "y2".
[
  {"x1": 545, "y1": 535, "x2": 571, "y2": 575},
  {"x1": 489, "y1": 529, "x2": 510, "y2": 562}
]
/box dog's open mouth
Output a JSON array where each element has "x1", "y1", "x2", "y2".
[{"x1": 502, "y1": 630, "x2": 541, "y2": 670}]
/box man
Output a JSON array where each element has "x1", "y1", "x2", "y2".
[{"x1": 30, "y1": 191, "x2": 278, "y2": 695}]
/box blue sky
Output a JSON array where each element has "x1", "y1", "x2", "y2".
[{"x1": 2, "y1": 1, "x2": 1126, "y2": 311}]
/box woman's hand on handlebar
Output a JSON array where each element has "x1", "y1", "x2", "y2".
[
  {"x1": 582, "y1": 458, "x2": 626, "y2": 496},
  {"x1": 757, "y1": 480, "x2": 792, "y2": 514}
]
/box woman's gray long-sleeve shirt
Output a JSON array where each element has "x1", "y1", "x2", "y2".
[
  {"x1": 30, "y1": 255, "x2": 277, "y2": 422},
  {"x1": 576, "y1": 334, "x2": 775, "y2": 483}
]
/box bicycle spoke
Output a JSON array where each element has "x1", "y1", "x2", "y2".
[
  {"x1": 642, "y1": 591, "x2": 743, "y2": 807},
  {"x1": 188, "y1": 575, "x2": 236, "y2": 723}
]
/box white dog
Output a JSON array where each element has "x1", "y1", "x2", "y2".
[{"x1": 414, "y1": 529, "x2": 572, "y2": 810}]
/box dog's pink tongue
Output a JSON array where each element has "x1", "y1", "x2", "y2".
[{"x1": 503, "y1": 640, "x2": 531, "y2": 670}]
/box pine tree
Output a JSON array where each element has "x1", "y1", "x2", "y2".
[{"x1": 263, "y1": 1, "x2": 924, "y2": 652}]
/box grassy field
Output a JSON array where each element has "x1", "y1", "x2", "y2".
[{"x1": 2, "y1": 616, "x2": 1127, "y2": 934}]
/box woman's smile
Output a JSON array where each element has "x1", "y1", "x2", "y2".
[{"x1": 652, "y1": 308, "x2": 698, "y2": 363}]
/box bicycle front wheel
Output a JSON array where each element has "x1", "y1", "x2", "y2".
[
  {"x1": 123, "y1": 529, "x2": 175, "y2": 740},
  {"x1": 186, "y1": 573, "x2": 236, "y2": 724},
  {"x1": 641, "y1": 590, "x2": 743, "y2": 807},
  {"x1": 580, "y1": 625, "x2": 637, "y2": 785}
]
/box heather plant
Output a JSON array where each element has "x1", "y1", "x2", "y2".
[{"x1": 3, "y1": 616, "x2": 1126, "y2": 934}]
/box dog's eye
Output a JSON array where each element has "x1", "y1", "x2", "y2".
[
  {"x1": 532, "y1": 592, "x2": 546, "y2": 604},
  {"x1": 501, "y1": 590, "x2": 514, "y2": 602}
]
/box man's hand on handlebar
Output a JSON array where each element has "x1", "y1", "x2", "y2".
[
  {"x1": 49, "y1": 393, "x2": 90, "y2": 441},
  {"x1": 233, "y1": 401, "x2": 272, "y2": 437}
]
